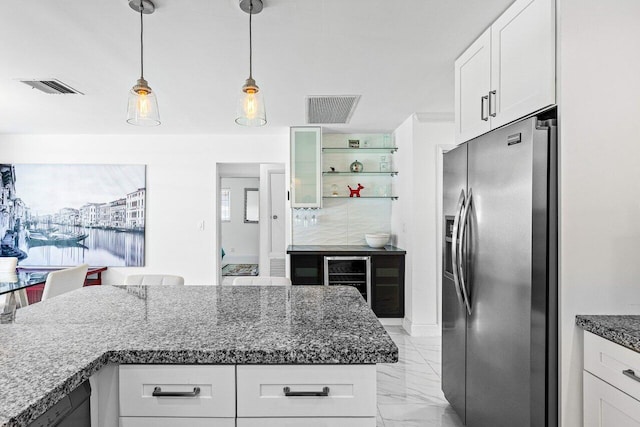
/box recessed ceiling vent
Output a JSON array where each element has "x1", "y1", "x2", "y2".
[
  {"x1": 306, "y1": 95, "x2": 360, "y2": 124},
  {"x1": 19, "y1": 79, "x2": 84, "y2": 95}
]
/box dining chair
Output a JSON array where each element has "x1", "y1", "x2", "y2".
[
  {"x1": 0, "y1": 257, "x2": 18, "y2": 272},
  {"x1": 124, "y1": 274, "x2": 185, "y2": 286},
  {"x1": 0, "y1": 257, "x2": 28, "y2": 307},
  {"x1": 41, "y1": 264, "x2": 89, "y2": 301},
  {"x1": 232, "y1": 276, "x2": 291, "y2": 286}
]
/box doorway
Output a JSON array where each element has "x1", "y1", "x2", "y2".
[{"x1": 216, "y1": 163, "x2": 286, "y2": 285}]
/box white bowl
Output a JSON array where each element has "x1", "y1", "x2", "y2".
[{"x1": 365, "y1": 233, "x2": 390, "y2": 248}]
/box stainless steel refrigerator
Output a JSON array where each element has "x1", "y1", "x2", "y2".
[{"x1": 442, "y1": 115, "x2": 557, "y2": 427}]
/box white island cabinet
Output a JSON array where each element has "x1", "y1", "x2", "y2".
[
  {"x1": 114, "y1": 364, "x2": 376, "y2": 427},
  {"x1": 118, "y1": 365, "x2": 235, "y2": 427},
  {"x1": 584, "y1": 332, "x2": 640, "y2": 426},
  {"x1": 454, "y1": 0, "x2": 555, "y2": 143}
]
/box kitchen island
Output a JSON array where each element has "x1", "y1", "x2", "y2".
[{"x1": 0, "y1": 285, "x2": 397, "y2": 427}]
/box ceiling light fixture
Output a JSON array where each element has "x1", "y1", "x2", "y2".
[
  {"x1": 235, "y1": 0, "x2": 266, "y2": 127},
  {"x1": 126, "y1": 0, "x2": 160, "y2": 126}
]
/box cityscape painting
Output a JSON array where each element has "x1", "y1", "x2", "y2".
[{"x1": 0, "y1": 164, "x2": 146, "y2": 266}]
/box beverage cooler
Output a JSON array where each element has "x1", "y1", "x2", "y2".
[{"x1": 323, "y1": 256, "x2": 371, "y2": 305}]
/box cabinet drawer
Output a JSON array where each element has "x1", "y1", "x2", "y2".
[
  {"x1": 237, "y1": 365, "x2": 376, "y2": 417},
  {"x1": 584, "y1": 371, "x2": 640, "y2": 427},
  {"x1": 119, "y1": 365, "x2": 235, "y2": 418},
  {"x1": 120, "y1": 417, "x2": 235, "y2": 427},
  {"x1": 585, "y1": 332, "x2": 640, "y2": 401},
  {"x1": 237, "y1": 418, "x2": 375, "y2": 427}
]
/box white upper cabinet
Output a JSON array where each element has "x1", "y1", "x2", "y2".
[
  {"x1": 490, "y1": 0, "x2": 555, "y2": 128},
  {"x1": 290, "y1": 127, "x2": 322, "y2": 208},
  {"x1": 455, "y1": 0, "x2": 556, "y2": 143},
  {"x1": 454, "y1": 28, "x2": 492, "y2": 143}
]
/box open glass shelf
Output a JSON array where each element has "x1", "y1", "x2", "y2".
[
  {"x1": 322, "y1": 147, "x2": 398, "y2": 153},
  {"x1": 322, "y1": 171, "x2": 398, "y2": 176}
]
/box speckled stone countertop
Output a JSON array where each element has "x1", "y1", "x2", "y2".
[
  {"x1": 0, "y1": 285, "x2": 397, "y2": 427},
  {"x1": 287, "y1": 244, "x2": 406, "y2": 254},
  {"x1": 576, "y1": 315, "x2": 640, "y2": 352}
]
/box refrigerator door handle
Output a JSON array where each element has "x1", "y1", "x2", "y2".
[
  {"x1": 451, "y1": 189, "x2": 466, "y2": 307},
  {"x1": 458, "y1": 188, "x2": 473, "y2": 316}
]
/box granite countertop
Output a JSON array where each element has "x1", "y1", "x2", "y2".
[
  {"x1": 0, "y1": 285, "x2": 397, "y2": 427},
  {"x1": 287, "y1": 244, "x2": 406, "y2": 254},
  {"x1": 576, "y1": 315, "x2": 640, "y2": 352}
]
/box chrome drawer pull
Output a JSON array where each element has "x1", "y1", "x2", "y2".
[
  {"x1": 152, "y1": 386, "x2": 201, "y2": 397},
  {"x1": 283, "y1": 386, "x2": 330, "y2": 397},
  {"x1": 622, "y1": 369, "x2": 640, "y2": 383}
]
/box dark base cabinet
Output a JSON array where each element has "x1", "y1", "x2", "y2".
[
  {"x1": 288, "y1": 249, "x2": 405, "y2": 318},
  {"x1": 290, "y1": 254, "x2": 324, "y2": 285},
  {"x1": 370, "y1": 255, "x2": 405, "y2": 318}
]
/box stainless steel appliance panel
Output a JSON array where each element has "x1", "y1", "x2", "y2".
[
  {"x1": 441, "y1": 143, "x2": 468, "y2": 423},
  {"x1": 465, "y1": 117, "x2": 544, "y2": 427}
]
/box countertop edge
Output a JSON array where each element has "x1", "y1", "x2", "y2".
[
  {"x1": 287, "y1": 245, "x2": 406, "y2": 255},
  {"x1": 576, "y1": 315, "x2": 640, "y2": 353}
]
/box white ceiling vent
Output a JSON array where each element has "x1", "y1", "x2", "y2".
[
  {"x1": 19, "y1": 79, "x2": 84, "y2": 95},
  {"x1": 306, "y1": 95, "x2": 360, "y2": 124}
]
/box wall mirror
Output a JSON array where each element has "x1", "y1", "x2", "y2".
[{"x1": 244, "y1": 188, "x2": 259, "y2": 223}]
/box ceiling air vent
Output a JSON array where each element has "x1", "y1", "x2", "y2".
[
  {"x1": 19, "y1": 79, "x2": 84, "y2": 95},
  {"x1": 306, "y1": 95, "x2": 360, "y2": 124}
]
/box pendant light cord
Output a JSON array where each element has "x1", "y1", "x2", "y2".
[
  {"x1": 249, "y1": 0, "x2": 253, "y2": 79},
  {"x1": 140, "y1": 1, "x2": 144, "y2": 79}
]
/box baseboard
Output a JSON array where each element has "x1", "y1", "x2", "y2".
[
  {"x1": 402, "y1": 318, "x2": 441, "y2": 336},
  {"x1": 378, "y1": 318, "x2": 403, "y2": 326}
]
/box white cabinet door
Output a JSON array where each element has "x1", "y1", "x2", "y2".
[
  {"x1": 291, "y1": 126, "x2": 322, "y2": 208},
  {"x1": 584, "y1": 371, "x2": 640, "y2": 427},
  {"x1": 237, "y1": 418, "x2": 375, "y2": 427},
  {"x1": 119, "y1": 365, "x2": 235, "y2": 418},
  {"x1": 455, "y1": 28, "x2": 491, "y2": 143},
  {"x1": 490, "y1": 0, "x2": 555, "y2": 128},
  {"x1": 237, "y1": 364, "x2": 376, "y2": 418},
  {"x1": 120, "y1": 417, "x2": 235, "y2": 427}
]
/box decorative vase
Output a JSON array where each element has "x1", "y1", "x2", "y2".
[{"x1": 350, "y1": 160, "x2": 363, "y2": 173}]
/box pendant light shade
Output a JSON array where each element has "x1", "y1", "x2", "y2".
[
  {"x1": 235, "y1": 0, "x2": 266, "y2": 127},
  {"x1": 127, "y1": 78, "x2": 160, "y2": 126},
  {"x1": 236, "y1": 77, "x2": 266, "y2": 126},
  {"x1": 127, "y1": 0, "x2": 160, "y2": 126}
]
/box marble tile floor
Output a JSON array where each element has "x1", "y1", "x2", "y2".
[{"x1": 377, "y1": 326, "x2": 464, "y2": 427}]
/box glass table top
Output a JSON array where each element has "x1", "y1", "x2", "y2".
[{"x1": 0, "y1": 271, "x2": 49, "y2": 296}]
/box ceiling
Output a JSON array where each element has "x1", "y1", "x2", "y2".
[{"x1": 0, "y1": 0, "x2": 514, "y2": 135}]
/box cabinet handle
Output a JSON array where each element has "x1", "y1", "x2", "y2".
[
  {"x1": 152, "y1": 386, "x2": 201, "y2": 397},
  {"x1": 481, "y1": 95, "x2": 489, "y2": 121},
  {"x1": 623, "y1": 369, "x2": 640, "y2": 383},
  {"x1": 283, "y1": 386, "x2": 330, "y2": 397},
  {"x1": 489, "y1": 90, "x2": 497, "y2": 117}
]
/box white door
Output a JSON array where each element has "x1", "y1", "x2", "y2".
[
  {"x1": 455, "y1": 28, "x2": 491, "y2": 143},
  {"x1": 270, "y1": 173, "x2": 285, "y2": 256},
  {"x1": 490, "y1": 0, "x2": 555, "y2": 128},
  {"x1": 259, "y1": 165, "x2": 286, "y2": 277}
]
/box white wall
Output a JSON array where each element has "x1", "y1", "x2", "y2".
[
  {"x1": 392, "y1": 114, "x2": 455, "y2": 335},
  {"x1": 220, "y1": 177, "x2": 260, "y2": 265},
  {"x1": 0, "y1": 132, "x2": 288, "y2": 285},
  {"x1": 557, "y1": 0, "x2": 640, "y2": 425}
]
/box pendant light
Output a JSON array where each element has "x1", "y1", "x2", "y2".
[
  {"x1": 235, "y1": 0, "x2": 266, "y2": 126},
  {"x1": 126, "y1": 0, "x2": 160, "y2": 126}
]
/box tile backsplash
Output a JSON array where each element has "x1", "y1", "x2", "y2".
[{"x1": 292, "y1": 198, "x2": 391, "y2": 245}]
